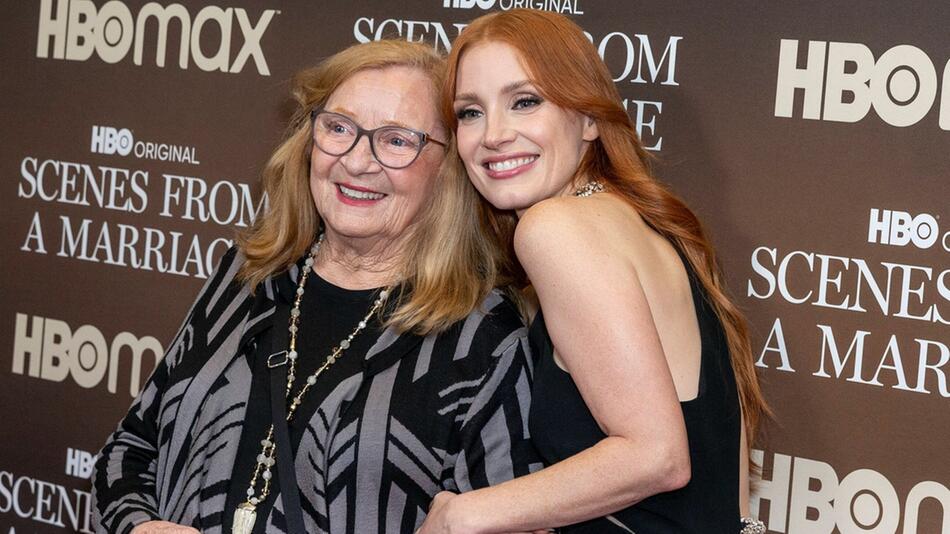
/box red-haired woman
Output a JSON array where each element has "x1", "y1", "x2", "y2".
[{"x1": 419, "y1": 9, "x2": 768, "y2": 534}]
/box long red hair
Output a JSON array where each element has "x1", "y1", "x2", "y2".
[{"x1": 442, "y1": 9, "x2": 769, "y2": 449}]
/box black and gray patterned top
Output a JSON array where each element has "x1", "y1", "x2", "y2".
[{"x1": 92, "y1": 247, "x2": 540, "y2": 534}]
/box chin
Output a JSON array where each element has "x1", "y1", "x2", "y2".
[{"x1": 482, "y1": 191, "x2": 534, "y2": 213}]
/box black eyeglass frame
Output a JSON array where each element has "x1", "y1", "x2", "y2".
[{"x1": 310, "y1": 108, "x2": 447, "y2": 169}]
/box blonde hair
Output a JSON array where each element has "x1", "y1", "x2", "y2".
[
  {"x1": 443, "y1": 10, "x2": 769, "y2": 445},
  {"x1": 238, "y1": 40, "x2": 514, "y2": 334}
]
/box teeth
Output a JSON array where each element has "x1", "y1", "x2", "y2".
[
  {"x1": 339, "y1": 184, "x2": 385, "y2": 200},
  {"x1": 487, "y1": 156, "x2": 537, "y2": 172}
]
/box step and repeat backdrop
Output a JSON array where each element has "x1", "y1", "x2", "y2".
[{"x1": 1, "y1": 1, "x2": 947, "y2": 533}]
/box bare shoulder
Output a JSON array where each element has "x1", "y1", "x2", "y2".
[
  {"x1": 514, "y1": 194, "x2": 644, "y2": 267},
  {"x1": 515, "y1": 195, "x2": 623, "y2": 260}
]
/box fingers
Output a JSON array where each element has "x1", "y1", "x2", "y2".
[
  {"x1": 427, "y1": 490, "x2": 456, "y2": 510},
  {"x1": 130, "y1": 520, "x2": 200, "y2": 533}
]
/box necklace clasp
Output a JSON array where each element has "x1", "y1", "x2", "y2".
[{"x1": 267, "y1": 350, "x2": 289, "y2": 368}]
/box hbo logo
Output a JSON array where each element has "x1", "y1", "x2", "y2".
[
  {"x1": 90, "y1": 125, "x2": 133, "y2": 156},
  {"x1": 868, "y1": 208, "x2": 941, "y2": 249},
  {"x1": 775, "y1": 40, "x2": 949, "y2": 129},
  {"x1": 443, "y1": 0, "x2": 495, "y2": 8},
  {"x1": 65, "y1": 447, "x2": 95, "y2": 479}
]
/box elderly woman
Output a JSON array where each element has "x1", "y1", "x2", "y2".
[{"x1": 92, "y1": 40, "x2": 538, "y2": 534}]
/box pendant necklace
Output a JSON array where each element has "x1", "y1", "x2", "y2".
[{"x1": 232, "y1": 234, "x2": 389, "y2": 534}]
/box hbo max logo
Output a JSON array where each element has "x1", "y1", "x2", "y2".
[
  {"x1": 90, "y1": 125, "x2": 133, "y2": 156},
  {"x1": 36, "y1": 0, "x2": 277, "y2": 75},
  {"x1": 11, "y1": 313, "x2": 163, "y2": 397},
  {"x1": 868, "y1": 208, "x2": 949, "y2": 251},
  {"x1": 752, "y1": 450, "x2": 949, "y2": 533},
  {"x1": 775, "y1": 39, "x2": 949, "y2": 129}
]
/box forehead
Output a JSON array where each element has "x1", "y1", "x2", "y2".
[
  {"x1": 456, "y1": 42, "x2": 531, "y2": 93},
  {"x1": 326, "y1": 65, "x2": 438, "y2": 128}
]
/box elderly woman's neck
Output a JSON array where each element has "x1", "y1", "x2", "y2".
[{"x1": 313, "y1": 233, "x2": 408, "y2": 290}]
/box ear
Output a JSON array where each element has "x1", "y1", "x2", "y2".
[{"x1": 582, "y1": 116, "x2": 599, "y2": 142}]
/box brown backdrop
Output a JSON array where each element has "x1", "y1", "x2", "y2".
[{"x1": 2, "y1": 1, "x2": 947, "y2": 532}]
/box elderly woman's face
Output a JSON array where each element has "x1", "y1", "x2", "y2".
[{"x1": 310, "y1": 66, "x2": 445, "y2": 247}]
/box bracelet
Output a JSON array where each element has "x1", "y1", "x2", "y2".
[{"x1": 740, "y1": 516, "x2": 766, "y2": 534}]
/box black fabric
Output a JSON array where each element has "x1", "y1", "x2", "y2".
[
  {"x1": 528, "y1": 259, "x2": 744, "y2": 533},
  {"x1": 93, "y1": 247, "x2": 540, "y2": 534},
  {"x1": 270, "y1": 362, "x2": 306, "y2": 534},
  {"x1": 223, "y1": 272, "x2": 381, "y2": 534}
]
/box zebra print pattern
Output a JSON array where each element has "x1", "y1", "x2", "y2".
[{"x1": 93, "y1": 248, "x2": 540, "y2": 534}]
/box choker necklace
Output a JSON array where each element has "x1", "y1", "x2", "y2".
[
  {"x1": 573, "y1": 180, "x2": 605, "y2": 197},
  {"x1": 233, "y1": 234, "x2": 389, "y2": 534}
]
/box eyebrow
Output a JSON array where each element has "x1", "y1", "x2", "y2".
[
  {"x1": 454, "y1": 79, "x2": 535, "y2": 104},
  {"x1": 324, "y1": 107, "x2": 414, "y2": 130}
]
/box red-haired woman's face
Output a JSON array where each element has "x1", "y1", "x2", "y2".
[{"x1": 453, "y1": 42, "x2": 598, "y2": 215}]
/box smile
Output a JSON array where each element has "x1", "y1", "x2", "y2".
[
  {"x1": 485, "y1": 156, "x2": 538, "y2": 172},
  {"x1": 338, "y1": 184, "x2": 385, "y2": 201}
]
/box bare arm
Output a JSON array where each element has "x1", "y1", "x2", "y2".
[
  {"x1": 420, "y1": 200, "x2": 690, "y2": 533},
  {"x1": 130, "y1": 521, "x2": 199, "y2": 534}
]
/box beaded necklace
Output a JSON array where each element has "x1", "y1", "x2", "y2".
[{"x1": 232, "y1": 234, "x2": 389, "y2": 534}]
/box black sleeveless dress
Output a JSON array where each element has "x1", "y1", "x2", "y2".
[{"x1": 528, "y1": 260, "x2": 745, "y2": 533}]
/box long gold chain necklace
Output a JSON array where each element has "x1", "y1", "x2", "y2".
[{"x1": 232, "y1": 234, "x2": 389, "y2": 534}]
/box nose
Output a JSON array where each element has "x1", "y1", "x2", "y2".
[
  {"x1": 482, "y1": 110, "x2": 515, "y2": 149},
  {"x1": 339, "y1": 134, "x2": 381, "y2": 175}
]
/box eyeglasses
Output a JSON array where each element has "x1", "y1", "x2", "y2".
[{"x1": 310, "y1": 109, "x2": 447, "y2": 169}]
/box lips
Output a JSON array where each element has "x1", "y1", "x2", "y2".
[
  {"x1": 338, "y1": 183, "x2": 385, "y2": 200},
  {"x1": 486, "y1": 156, "x2": 538, "y2": 172},
  {"x1": 335, "y1": 183, "x2": 387, "y2": 206},
  {"x1": 482, "y1": 154, "x2": 538, "y2": 179}
]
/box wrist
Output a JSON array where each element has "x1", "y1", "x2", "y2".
[
  {"x1": 128, "y1": 515, "x2": 161, "y2": 534},
  {"x1": 447, "y1": 491, "x2": 486, "y2": 534}
]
